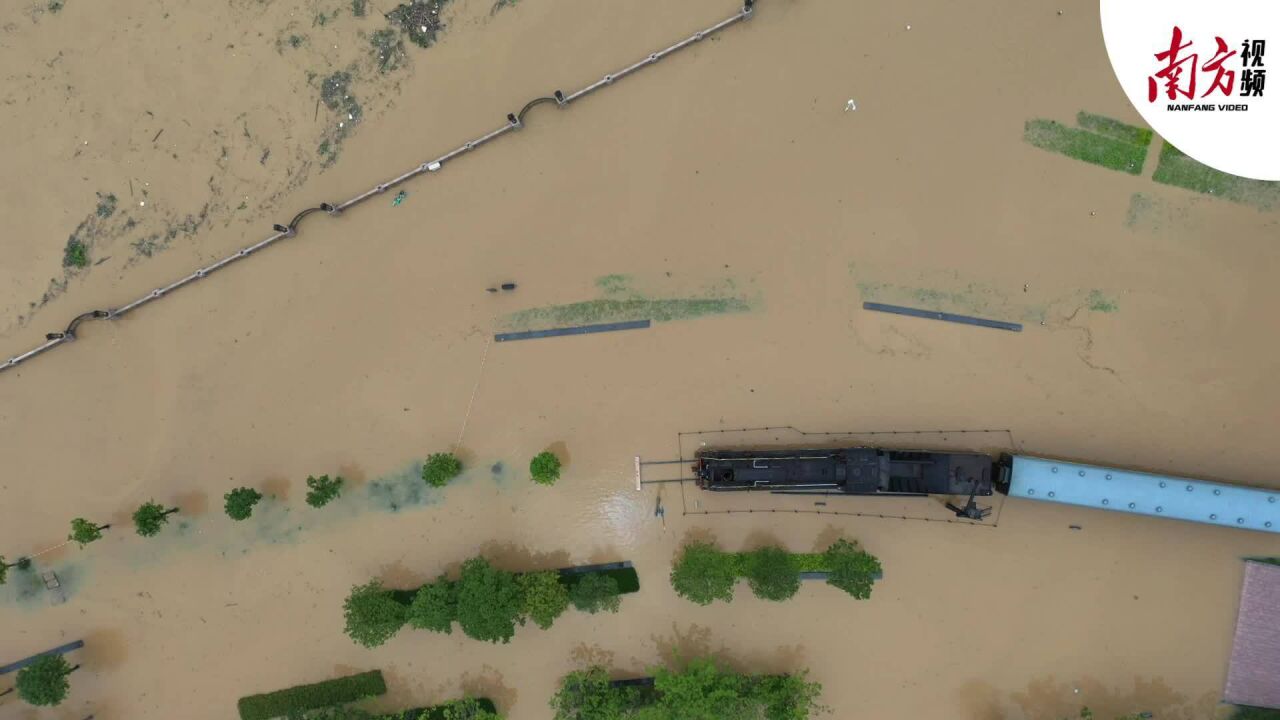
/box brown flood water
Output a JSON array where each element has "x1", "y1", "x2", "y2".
[{"x1": 3, "y1": 0, "x2": 1280, "y2": 718}]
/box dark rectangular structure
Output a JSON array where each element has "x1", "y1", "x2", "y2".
[
  {"x1": 694, "y1": 447, "x2": 994, "y2": 496},
  {"x1": 494, "y1": 319, "x2": 651, "y2": 342},
  {"x1": 863, "y1": 301, "x2": 1023, "y2": 332},
  {"x1": 1225, "y1": 561, "x2": 1280, "y2": 710}
]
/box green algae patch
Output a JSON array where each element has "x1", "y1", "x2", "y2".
[
  {"x1": 1152, "y1": 143, "x2": 1280, "y2": 210},
  {"x1": 501, "y1": 274, "x2": 754, "y2": 331},
  {"x1": 1023, "y1": 111, "x2": 1152, "y2": 175},
  {"x1": 1086, "y1": 290, "x2": 1118, "y2": 313}
]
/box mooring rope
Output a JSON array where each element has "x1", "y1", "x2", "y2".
[{"x1": 1, "y1": 0, "x2": 757, "y2": 376}]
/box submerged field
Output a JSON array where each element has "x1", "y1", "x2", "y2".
[{"x1": 2, "y1": 0, "x2": 1280, "y2": 719}]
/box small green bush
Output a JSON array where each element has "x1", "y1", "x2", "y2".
[
  {"x1": 16, "y1": 654, "x2": 74, "y2": 707},
  {"x1": 344, "y1": 580, "x2": 408, "y2": 647},
  {"x1": 68, "y1": 518, "x2": 106, "y2": 546},
  {"x1": 823, "y1": 539, "x2": 881, "y2": 600},
  {"x1": 408, "y1": 575, "x2": 456, "y2": 634},
  {"x1": 529, "y1": 451, "x2": 562, "y2": 486},
  {"x1": 518, "y1": 570, "x2": 570, "y2": 629},
  {"x1": 743, "y1": 547, "x2": 800, "y2": 602},
  {"x1": 133, "y1": 501, "x2": 177, "y2": 537},
  {"x1": 224, "y1": 487, "x2": 263, "y2": 521},
  {"x1": 62, "y1": 237, "x2": 88, "y2": 268},
  {"x1": 306, "y1": 475, "x2": 344, "y2": 508},
  {"x1": 422, "y1": 452, "x2": 463, "y2": 488},
  {"x1": 568, "y1": 572, "x2": 621, "y2": 614},
  {"x1": 236, "y1": 670, "x2": 386, "y2": 720},
  {"x1": 670, "y1": 542, "x2": 737, "y2": 605},
  {"x1": 550, "y1": 666, "x2": 638, "y2": 720}
]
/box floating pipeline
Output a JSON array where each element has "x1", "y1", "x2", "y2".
[{"x1": 1, "y1": 0, "x2": 759, "y2": 376}]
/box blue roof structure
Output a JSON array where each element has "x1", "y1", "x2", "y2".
[{"x1": 1007, "y1": 455, "x2": 1280, "y2": 534}]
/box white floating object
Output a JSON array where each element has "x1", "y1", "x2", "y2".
[
  {"x1": 906, "y1": 24, "x2": 912, "y2": 30},
  {"x1": 139, "y1": 201, "x2": 145, "y2": 207},
  {"x1": 845, "y1": 99, "x2": 857, "y2": 112}
]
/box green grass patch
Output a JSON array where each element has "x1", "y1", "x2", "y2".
[
  {"x1": 1086, "y1": 290, "x2": 1118, "y2": 313},
  {"x1": 238, "y1": 670, "x2": 386, "y2": 720},
  {"x1": 1023, "y1": 115, "x2": 1150, "y2": 175},
  {"x1": 1075, "y1": 111, "x2": 1153, "y2": 146},
  {"x1": 62, "y1": 237, "x2": 88, "y2": 268},
  {"x1": 502, "y1": 297, "x2": 751, "y2": 331},
  {"x1": 1152, "y1": 143, "x2": 1280, "y2": 210}
]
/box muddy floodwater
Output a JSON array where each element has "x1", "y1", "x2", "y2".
[{"x1": 3, "y1": 0, "x2": 1280, "y2": 718}]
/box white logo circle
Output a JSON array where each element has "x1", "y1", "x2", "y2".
[{"x1": 1101, "y1": 0, "x2": 1279, "y2": 180}]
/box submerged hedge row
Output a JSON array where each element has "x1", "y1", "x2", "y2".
[
  {"x1": 670, "y1": 538, "x2": 882, "y2": 604},
  {"x1": 381, "y1": 698, "x2": 499, "y2": 719},
  {"x1": 237, "y1": 670, "x2": 386, "y2": 720}
]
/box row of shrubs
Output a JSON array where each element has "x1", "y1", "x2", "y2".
[
  {"x1": 422, "y1": 450, "x2": 562, "y2": 487},
  {"x1": 344, "y1": 557, "x2": 640, "y2": 647},
  {"x1": 670, "y1": 539, "x2": 882, "y2": 604},
  {"x1": 550, "y1": 658, "x2": 824, "y2": 720},
  {"x1": 237, "y1": 670, "x2": 387, "y2": 720},
  {"x1": 0, "y1": 449, "x2": 570, "y2": 582}
]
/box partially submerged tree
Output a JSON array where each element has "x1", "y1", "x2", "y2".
[
  {"x1": 670, "y1": 541, "x2": 738, "y2": 605},
  {"x1": 823, "y1": 539, "x2": 882, "y2": 600},
  {"x1": 529, "y1": 451, "x2": 562, "y2": 486},
  {"x1": 408, "y1": 575, "x2": 457, "y2": 634},
  {"x1": 550, "y1": 666, "x2": 638, "y2": 720},
  {"x1": 422, "y1": 452, "x2": 463, "y2": 488},
  {"x1": 68, "y1": 518, "x2": 109, "y2": 547},
  {"x1": 343, "y1": 579, "x2": 407, "y2": 647},
  {"x1": 568, "y1": 573, "x2": 621, "y2": 614},
  {"x1": 305, "y1": 474, "x2": 345, "y2": 508},
  {"x1": 455, "y1": 557, "x2": 522, "y2": 643},
  {"x1": 223, "y1": 487, "x2": 263, "y2": 521},
  {"x1": 15, "y1": 654, "x2": 77, "y2": 707},
  {"x1": 132, "y1": 501, "x2": 179, "y2": 537},
  {"x1": 0, "y1": 555, "x2": 17, "y2": 586},
  {"x1": 652, "y1": 657, "x2": 751, "y2": 719},
  {"x1": 743, "y1": 546, "x2": 801, "y2": 602},
  {"x1": 518, "y1": 570, "x2": 570, "y2": 629},
  {"x1": 439, "y1": 697, "x2": 504, "y2": 720}
]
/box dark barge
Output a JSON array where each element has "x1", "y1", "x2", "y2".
[{"x1": 694, "y1": 447, "x2": 997, "y2": 497}]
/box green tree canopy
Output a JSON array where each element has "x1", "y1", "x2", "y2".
[
  {"x1": 224, "y1": 487, "x2": 264, "y2": 521},
  {"x1": 670, "y1": 542, "x2": 737, "y2": 605},
  {"x1": 743, "y1": 547, "x2": 801, "y2": 602},
  {"x1": 343, "y1": 579, "x2": 408, "y2": 648},
  {"x1": 518, "y1": 570, "x2": 570, "y2": 629},
  {"x1": 132, "y1": 501, "x2": 178, "y2": 537},
  {"x1": 529, "y1": 451, "x2": 562, "y2": 486},
  {"x1": 651, "y1": 658, "x2": 750, "y2": 720},
  {"x1": 15, "y1": 654, "x2": 76, "y2": 706},
  {"x1": 422, "y1": 452, "x2": 463, "y2": 488},
  {"x1": 823, "y1": 539, "x2": 881, "y2": 600},
  {"x1": 305, "y1": 475, "x2": 345, "y2": 508},
  {"x1": 0, "y1": 555, "x2": 10, "y2": 586},
  {"x1": 408, "y1": 575, "x2": 457, "y2": 634},
  {"x1": 68, "y1": 518, "x2": 107, "y2": 546},
  {"x1": 752, "y1": 672, "x2": 825, "y2": 720},
  {"x1": 455, "y1": 557, "x2": 522, "y2": 644},
  {"x1": 550, "y1": 666, "x2": 638, "y2": 720},
  {"x1": 568, "y1": 573, "x2": 621, "y2": 614}
]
